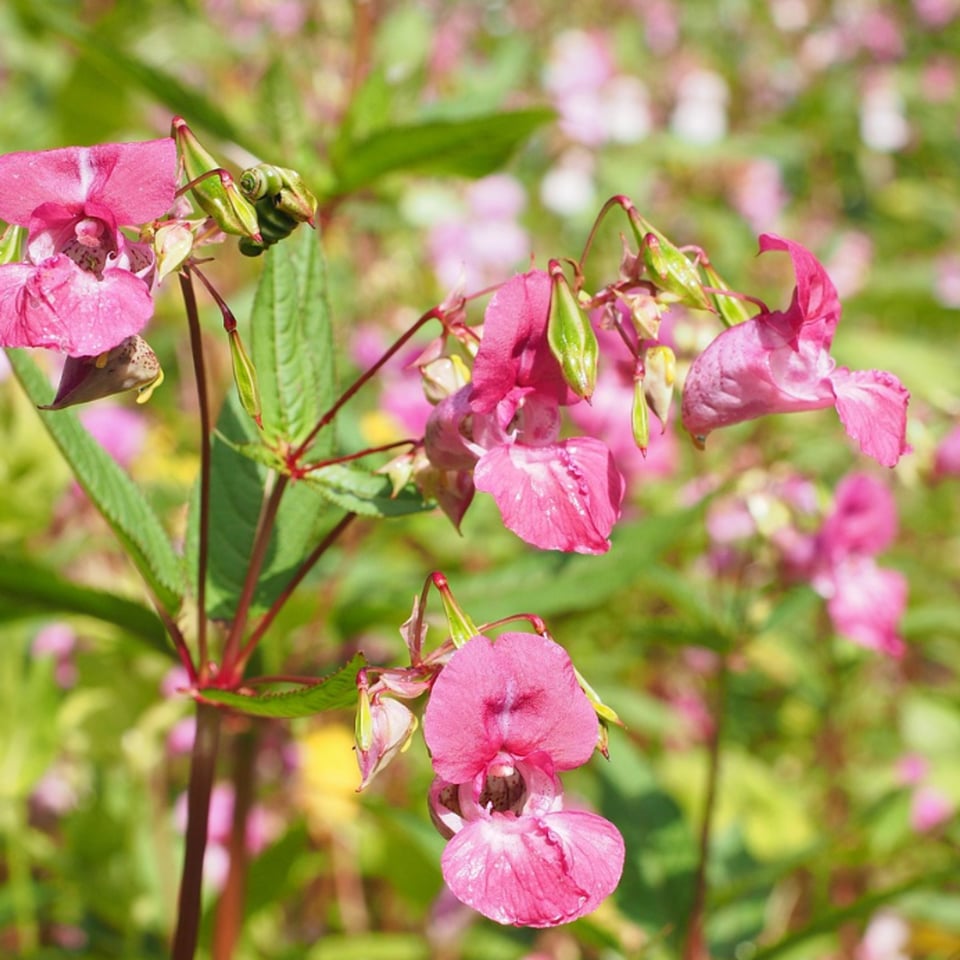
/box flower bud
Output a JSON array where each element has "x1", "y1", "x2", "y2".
[
  {"x1": 643, "y1": 344, "x2": 677, "y2": 429},
  {"x1": 631, "y1": 374, "x2": 649, "y2": 454},
  {"x1": 547, "y1": 262, "x2": 599, "y2": 401},
  {"x1": 171, "y1": 117, "x2": 262, "y2": 242},
  {"x1": 640, "y1": 231, "x2": 713, "y2": 311},
  {"x1": 41, "y1": 336, "x2": 163, "y2": 410},
  {"x1": 239, "y1": 164, "x2": 318, "y2": 226},
  {"x1": 356, "y1": 694, "x2": 418, "y2": 790},
  {"x1": 227, "y1": 328, "x2": 263, "y2": 428},
  {"x1": 433, "y1": 573, "x2": 479, "y2": 648},
  {"x1": 152, "y1": 221, "x2": 195, "y2": 282},
  {"x1": 701, "y1": 260, "x2": 753, "y2": 327},
  {"x1": 419, "y1": 354, "x2": 471, "y2": 405}
]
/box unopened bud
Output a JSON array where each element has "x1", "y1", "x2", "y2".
[
  {"x1": 171, "y1": 117, "x2": 262, "y2": 242},
  {"x1": 632, "y1": 374, "x2": 649, "y2": 454},
  {"x1": 434, "y1": 572, "x2": 479, "y2": 648},
  {"x1": 239, "y1": 164, "x2": 318, "y2": 226},
  {"x1": 227, "y1": 328, "x2": 262, "y2": 428},
  {"x1": 0, "y1": 222, "x2": 24, "y2": 264},
  {"x1": 420, "y1": 354, "x2": 471, "y2": 405},
  {"x1": 643, "y1": 344, "x2": 676, "y2": 429},
  {"x1": 548, "y1": 262, "x2": 598, "y2": 401},
  {"x1": 41, "y1": 336, "x2": 163, "y2": 410},
  {"x1": 356, "y1": 695, "x2": 417, "y2": 790},
  {"x1": 640, "y1": 231, "x2": 712, "y2": 311},
  {"x1": 574, "y1": 666, "x2": 623, "y2": 759},
  {"x1": 701, "y1": 260, "x2": 752, "y2": 327},
  {"x1": 152, "y1": 221, "x2": 194, "y2": 282}
]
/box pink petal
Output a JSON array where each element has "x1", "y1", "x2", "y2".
[
  {"x1": 423, "y1": 632, "x2": 599, "y2": 784},
  {"x1": 0, "y1": 257, "x2": 153, "y2": 356},
  {"x1": 758, "y1": 234, "x2": 841, "y2": 349},
  {"x1": 0, "y1": 140, "x2": 177, "y2": 226},
  {"x1": 681, "y1": 315, "x2": 836, "y2": 440},
  {"x1": 831, "y1": 367, "x2": 910, "y2": 467},
  {"x1": 827, "y1": 557, "x2": 907, "y2": 657},
  {"x1": 470, "y1": 271, "x2": 571, "y2": 413},
  {"x1": 441, "y1": 809, "x2": 625, "y2": 927},
  {"x1": 819, "y1": 472, "x2": 898, "y2": 560},
  {"x1": 473, "y1": 438, "x2": 624, "y2": 554},
  {"x1": 424, "y1": 386, "x2": 480, "y2": 471}
]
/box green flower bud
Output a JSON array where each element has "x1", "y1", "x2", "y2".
[
  {"x1": 702, "y1": 260, "x2": 753, "y2": 327},
  {"x1": 548, "y1": 262, "x2": 599, "y2": 401},
  {"x1": 227, "y1": 328, "x2": 263, "y2": 428},
  {"x1": 171, "y1": 117, "x2": 262, "y2": 241},
  {"x1": 640, "y1": 231, "x2": 713, "y2": 311},
  {"x1": 239, "y1": 164, "x2": 318, "y2": 226},
  {"x1": 434, "y1": 575, "x2": 479, "y2": 649},
  {"x1": 643, "y1": 344, "x2": 677, "y2": 429},
  {"x1": 632, "y1": 374, "x2": 649, "y2": 454}
]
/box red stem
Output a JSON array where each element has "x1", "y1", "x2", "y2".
[
  {"x1": 180, "y1": 269, "x2": 211, "y2": 677},
  {"x1": 171, "y1": 702, "x2": 222, "y2": 960}
]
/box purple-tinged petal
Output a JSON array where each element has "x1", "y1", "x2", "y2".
[
  {"x1": 0, "y1": 257, "x2": 153, "y2": 356},
  {"x1": 424, "y1": 386, "x2": 481, "y2": 471},
  {"x1": 470, "y1": 271, "x2": 572, "y2": 413},
  {"x1": 423, "y1": 632, "x2": 598, "y2": 784},
  {"x1": 440, "y1": 809, "x2": 624, "y2": 927},
  {"x1": 0, "y1": 140, "x2": 177, "y2": 227},
  {"x1": 831, "y1": 367, "x2": 910, "y2": 467},
  {"x1": 758, "y1": 234, "x2": 841, "y2": 349},
  {"x1": 473, "y1": 438, "x2": 624, "y2": 554}
]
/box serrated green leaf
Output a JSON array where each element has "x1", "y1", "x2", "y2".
[
  {"x1": 0, "y1": 550, "x2": 168, "y2": 654},
  {"x1": 251, "y1": 228, "x2": 335, "y2": 450},
  {"x1": 5, "y1": 349, "x2": 184, "y2": 614},
  {"x1": 304, "y1": 463, "x2": 432, "y2": 518},
  {"x1": 189, "y1": 392, "x2": 334, "y2": 620},
  {"x1": 200, "y1": 653, "x2": 365, "y2": 717},
  {"x1": 328, "y1": 108, "x2": 555, "y2": 195}
]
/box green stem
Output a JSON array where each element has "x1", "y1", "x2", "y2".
[
  {"x1": 683, "y1": 656, "x2": 729, "y2": 960},
  {"x1": 180, "y1": 269, "x2": 212, "y2": 678},
  {"x1": 1, "y1": 798, "x2": 38, "y2": 955},
  {"x1": 171, "y1": 702, "x2": 222, "y2": 960}
]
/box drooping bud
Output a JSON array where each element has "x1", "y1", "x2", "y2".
[
  {"x1": 573, "y1": 666, "x2": 623, "y2": 759},
  {"x1": 171, "y1": 117, "x2": 262, "y2": 242},
  {"x1": 355, "y1": 696, "x2": 418, "y2": 789},
  {"x1": 41, "y1": 336, "x2": 163, "y2": 410},
  {"x1": 640, "y1": 231, "x2": 713, "y2": 311},
  {"x1": 631, "y1": 373, "x2": 650, "y2": 454},
  {"x1": 432, "y1": 571, "x2": 479, "y2": 648},
  {"x1": 547, "y1": 260, "x2": 599, "y2": 401},
  {"x1": 701, "y1": 259, "x2": 753, "y2": 327},
  {"x1": 0, "y1": 222, "x2": 24, "y2": 264},
  {"x1": 151, "y1": 221, "x2": 195, "y2": 282},
  {"x1": 419, "y1": 354, "x2": 471, "y2": 405},
  {"x1": 227, "y1": 328, "x2": 263, "y2": 428},
  {"x1": 643, "y1": 344, "x2": 677, "y2": 429}
]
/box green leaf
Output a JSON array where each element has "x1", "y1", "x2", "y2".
[
  {"x1": 251, "y1": 227, "x2": 335, "y2": 450},
  {"x1": 200, "y1": 653, "x2": 365, "y2": 717},
  {"x1": 0, "y1": 550, "x2": 168, "y2": 654},
  {"x1": 189, "y1": 392, "x2": 334, "y2": 620},
  {"x1": 304, "y1": 464, "x2": 432, "y2": 518},
  {"x1": 328, "y1": 108, "x2": 555, "y2": 195},
  {"x1": 5, "y1": 349, "x2": 184, "y2": 614}
]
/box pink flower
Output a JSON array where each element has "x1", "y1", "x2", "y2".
[
  {"x1": 909, "y1": 784, "x2": 953, "y2": 833},
  {"x1": 0, "y1": 138, "x2": 177, "y2": 357},
  {"x1": 424, "y1": 271, "x2": 625, "y2": 554},
  {"x1": 681, "y1": 234, "x2": 910, "y2": 467},
  {"x1": 933, "y1": 423, "x2": 960, "y2": 479},
  {"x1": 423, "y1": 632, "x2": 624, "y2": 927}
]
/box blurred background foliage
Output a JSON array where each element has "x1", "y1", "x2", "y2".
[{"x1": 1, "y1": 0, "x2": 959, "y2": 958}]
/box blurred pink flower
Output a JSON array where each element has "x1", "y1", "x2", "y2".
[
  {"x1": 818, "y1": 472, "x2": 897, "y2": 561},
  {"x1": 933, "y1": 254, "x2": 960, "y2": 308},
  {"x1": 425, "y1": 270, "x2": 624, "y2": 554},
  {"x1": 731, "y1": 158, "x2": 788, "y2": 234},
  {"x1": 79, "y1": 404, "x2": 147, "y2": 468},
  {"x1": 856, "y1": 911, "x2": 910, "y2": 960},
  {"x1": 681, "y1": 234, "x2": 910, "y2": 468},
  {"x1": 428, "y1": 174, "x2": 530, "y2": 291},
  {"x1": 32, "y1": 622, "x2": 78, "y2": 688},
  {"x1": 895, "y1": 753, "x2": 929, "y2": 786},
  {"x1": 423, "y1": 632, "x2": 624, "y2": 927},
  {"x1": 0, "y1": 138, "x2": 177, "y2": 356},
  {"x1": 933, "y1": 423, "x2": 960, "y2": 479},
  {"x1": 825, "y1": 231, "x2": 874, "y2": 300},
  {"x1": 913, "y1": 0, "x2": 959, "y2": 28},
  {"x1": 909, "y1": 784, "x2": 953, "y2": 832}
]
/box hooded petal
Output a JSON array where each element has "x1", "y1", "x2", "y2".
[
  {"x1": 831, "y1": 367, "x2": 910, "y2": 468},
  {"x1": 424, "y1": 385, "x2": 481, "y2": 471},
  {"x1": 681, "y1": 313, "x2": 836, "y2": 440},
  {"x1": 0, "y1": 139, "x2": 177, "y2": 226},
  {"x1": 474, "y1": 436, "x2": 624, "y2": 554},
  {"x1": 423, "y1": 632, "x2": 599, "y2": 784},
  {"x1": 440, "y1": 809, "x2": 625, "y2": 927},
  {"x1": 758, "y1": 233, "x2": 841, "y2": 349},
  {"x1": 470, "y1": 270, "x2": 572, "y2": 413},
  {"x1": 0, "y1": 256, "x2": 153, "y2": 356}
]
